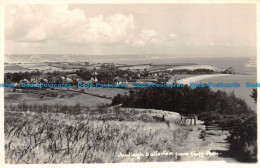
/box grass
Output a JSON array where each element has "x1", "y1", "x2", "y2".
[
  {"x1": 4, "y1": 102, "x2": 237, "y2": 163},
  {"x1": 119, "y1": 65, "x2": 152, "y2": 70},
  {"x1": 4, "y1": 106, "x2": 194, "y2": 163},
  {"x1": 4, "y1": 64, "x2": 28, "y2": 70},
  {"x1": 83, "y1": 88, "x2": 129, "y2": 99},
  {"x1": 5, "y1": 88, "x2": 111, "y2": 106},
  {"x1": 5, "y1": 87, "x2": 129, "y2": 106}
]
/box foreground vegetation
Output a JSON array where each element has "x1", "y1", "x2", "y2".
[
  {"x1": 5, "y1": 106, "x2": 194, "y2": 163},
  {"x1": 112, "y1": 86, "x2": 257, "y2": 162},
  {"x1": 4, "y1": 86, "x2": 257, "y2": 163}
]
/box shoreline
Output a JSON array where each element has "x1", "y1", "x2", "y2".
[{"x1": 176, "y1": 74, "x2": 232, "y2": 85}]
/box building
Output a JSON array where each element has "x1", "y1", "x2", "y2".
[
  {"x1": 90, "y1": 77, "x2": 98, "y2": 83},
  {"x1": 66, "y1": 77, "x2": 73, "y2": 83},
  {"x1": 31, "y1": 76, "x2": 39, "y2": 83},
  {"x1": 114, "y1": 76, "x2": 128, "y2": 84},
  {"x1": 19, "y1": 79, "x2": 30, "y2": 85},
  {"x1": 67, "y1": 74, "x2": 79, "y2": 81},
  {"x1": 92, "y1": 71, "x2": 98, "y2": 76}
]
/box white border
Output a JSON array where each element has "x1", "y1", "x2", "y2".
[{"x1": 0, "y1": 1, "x2": 259, "y2": 168}]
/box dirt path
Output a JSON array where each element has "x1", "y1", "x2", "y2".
[
  {"x1": 177, "y1": 120, "x2": 237, "y2": 162},
  {"x1": 144, "y1": 109, "x2": 237, "y2": 162}
]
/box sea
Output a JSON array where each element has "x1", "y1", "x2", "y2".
[
  {"x1": 89, "y1": 56, "x2": 257, "y2": 111},
  {"x1": 100, "y1": 56, "x2": 256, "y2": 75},
  {"x1": 197, "y1": 74, "x2": 257, "y2": 111}
]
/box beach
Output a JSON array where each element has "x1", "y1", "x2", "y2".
[{"x1": 174, "y1": 74, "x2": 232, "y2": 85}]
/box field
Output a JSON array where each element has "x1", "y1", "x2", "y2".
[
  {"x1": 4, "y1": 106, "x2": 231, "y2": 163},
  {"x1": 83, "y1": 88, "x2": 129, "y2": 99},
  {"x1": 119, "y1": 65, "x2": 152, "y2": 70},
  {"x1": 4, "y1": 88, "x2": 112, "y2": 106},
  {"x1": 4, "y1": 63, "x2": 78, "y2": 73},
  {"x1": 4, "y1": 64, "x2": 28, "y2": 70}
]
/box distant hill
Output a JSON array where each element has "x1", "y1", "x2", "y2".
[{"x1": 4, "y1": 54, "x2": 172, "y2": 63}]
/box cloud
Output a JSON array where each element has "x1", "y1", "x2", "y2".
[
  {"x1": 5, "y1": 5, "x2": 187, "y2": 54},
  {"x1": 169, "y1": 33, "x2": 178, "y2": 39},
  {"x1": 73, "y1": 14, "x2": 135, "y2": 43},
  {"x1": 5, "y1": 5, "x2": 135, "y2": 44},
  {"x1": 221, "y1": 42, "x2": 231, "y2": 47},
  {"x1": 22, "y1": 27, "x2": 48, "y2": 42},
  {"x1": 207, "y1": 42, "x2": 215, "y2": 46},
  {"x1": 185, "y1": 41, "x2": 201, "y2": 47},
  {"x1": 132, "y1": 30, "x2": 160, "y2": 46}
]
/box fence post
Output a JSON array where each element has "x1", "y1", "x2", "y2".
[
  {"x1": 190, "y1": 114, "x2": 192, "y2": 125},
  {"x1": 194, "y1": 114, "x2": 196, "y2": 125}
]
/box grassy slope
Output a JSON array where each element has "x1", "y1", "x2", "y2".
[{"x1": 4, "y1": 108, "x2": 232, "y2": 163}]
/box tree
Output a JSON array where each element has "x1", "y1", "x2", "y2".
[
  {"x1": 250, "y1": 88, "x2": 257, "y2": 103},
  {"x1": 112, "y1": 94, "x2": 122, "y2": 105}
]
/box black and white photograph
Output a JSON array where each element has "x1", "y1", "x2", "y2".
[{"x1": 1, "y1": 0, "x2": 259, "y2": 167}]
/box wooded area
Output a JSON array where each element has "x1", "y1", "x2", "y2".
[{"x1": 112, "y1": 86, "x2": 257, "y2": 162}]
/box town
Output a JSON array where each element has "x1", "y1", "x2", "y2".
[{"x1": 4, "y1": 61, "x2": 233, "y2": 104}]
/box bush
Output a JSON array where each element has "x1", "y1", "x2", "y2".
[{"x1": 227, "y1": 114, "x2": 257, "y2": 162}]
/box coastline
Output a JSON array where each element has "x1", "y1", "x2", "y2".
[{"x1": 175, "y1": 74, "x2": 232, "y2": 85}]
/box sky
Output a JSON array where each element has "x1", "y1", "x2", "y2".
[{"x1": 4, "y1": 4, "x2": 256, "y2": 57}]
